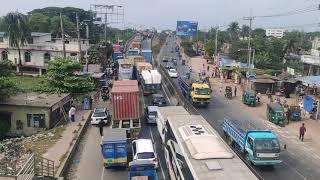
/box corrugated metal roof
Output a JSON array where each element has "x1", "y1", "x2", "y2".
[
  {"x1": 296, "y1": 76, "x2": 320, "y2": 87},
  {"x1": 31, "y1": 32, "x2": 51, "y2": 37}
]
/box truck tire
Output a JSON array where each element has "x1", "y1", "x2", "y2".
[{"x1": 245, "y1": 153, "x2": 250, "y2": 163}]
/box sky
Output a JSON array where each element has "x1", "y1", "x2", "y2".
[{"x1": 0, "y1": 0, "x2": 320, "y2": 31}]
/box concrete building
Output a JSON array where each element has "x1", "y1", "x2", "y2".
[
  {"x1": 266, "y1": 29, "x2": 285, "y2": 38},
  {"x1": 0, "y1": 32, "x2": 90, "y2": 75},
  {"x1": 0, "y1": 92, "x2": 70, "y2": 136},
  {"x1": 301, "y1": 37, "x2": 320, "y2": 75}
]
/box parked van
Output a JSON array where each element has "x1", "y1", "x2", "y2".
[
  {"x1": 131, "y1": 139, "x2": 158, "y2": 168},
  {"x1": 145, "y1": 106, "x2": 158, "y2": 124}
]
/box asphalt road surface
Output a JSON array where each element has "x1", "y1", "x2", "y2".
[{"x1": 159, "y1": 34, "x2": 320, "y2": 180}]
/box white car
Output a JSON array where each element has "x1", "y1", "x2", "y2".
[
  {"x1": 168, "y1": 69, "x2": 178, "y2": 78},
  {"x1": 91, "y1": 107, "x2": 109, "y2": 125}
]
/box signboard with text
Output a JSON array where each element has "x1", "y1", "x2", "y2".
[{"x1": 176, "y1": 21, "x2": 198, "y2": 36}]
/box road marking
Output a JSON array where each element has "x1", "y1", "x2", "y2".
[
  {"x1": 149, "y1": 127, "x2": 166, "y2": 180},
  {"x1": 161, "y1": 83, "x2": 172, "y2": 105}
]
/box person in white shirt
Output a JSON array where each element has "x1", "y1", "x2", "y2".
[{"x1": 69, "y1": 106, "x2": 76, "y2": 122}]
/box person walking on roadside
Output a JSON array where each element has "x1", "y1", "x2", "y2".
[
  {"x1": 257, "y1": 92, "x2": 261, "y2": 103},
  {"x1": 299, "y1": 123, "x2": 306, "y2": 141},
  {"x1": 234, "y1": 86, "x2": 237, "y2": 97},
  {"x1": 98, "y1": 119, "x2": 106, "y2": 136},
  {"x1": 89, "y1": 96, "x2": 93, "y2": 110},
  {"x1": 83, "y1": 96, "x2": 87, "y2": 110},
  {"x1": 68, "y1": 105, "x2": 76, "y2": 122}
]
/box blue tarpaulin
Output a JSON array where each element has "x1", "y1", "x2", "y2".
[{"x1": 304, "y1": 96, "x2": 314, "y2": 112}]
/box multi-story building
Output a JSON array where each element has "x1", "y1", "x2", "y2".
[
  {"x1": 0, "y1": 32, "x2": 90, "y2": 75},
  {"x1": 265, "y1": 29, "x2": 285, "y2": 38},
  {"x1": 301, "y1": 37, "x2": 320, "y2": 75}
]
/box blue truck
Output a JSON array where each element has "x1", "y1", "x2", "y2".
[
  {"x1": 100, "y1": 128, "x2": 128, "y2": 168},
  {"x1": 128, "y1": 162, "x2": 158, "y2": 180},
  {"x1": 223, "y1": 117, "x2": 282, "y2": 166},
  {"x1": 141, "y1": 49, "x2": 153, "y2": 64},
  {"x1": 112, "y1": 51, "x2": 124, "y2": 61}
]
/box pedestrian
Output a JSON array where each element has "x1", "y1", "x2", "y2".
[
  {"x1": 234, "y1": 86, "x2": 237, "y2": 97},
  {"x1": 299, "y1": 123, "x2": 306, "y2": 141},
  {"x1": 98, "y1": 119, "x2": 106, "y2": 136},
  {"x1": 83, "y1": 96, "x2": 87, "y2": 110},
  {"x1": 68, "y1": 105, "x2": 76, "y2": 122},
  {"x1": 286, "y1": 109, "x2": 290, "y2": 125},
  {"x1": 207, "y1": 65, "x2": 210, "y2": 72},
  {"x1": 89, "y1": 96, "x2": 93, "y2": 110},
  {"x1": 257, "y1": 93, "x2": 261, "y2": 103}
]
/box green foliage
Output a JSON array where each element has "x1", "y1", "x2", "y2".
[
  {"x1": 204, "y1": 40, "x2": 217, "y2": 57},
  {"x1": 4, "y1": 12, "x2": 30, "y2": 48},
  {"x1": 28, "y1": 13, "x2": 50, "y2": 32},
  {"x1": 36, "y1": 57, "x2": 94, "y2": 93},
  {"x1": 0, "y1": 60, "x2": 14, "y2": 77},
  {"x1": 181, "y1": 40, "x2": 197, "y2": 57},
  {"x1": 49, "y1": 15, "x2": 76, "y2": 38},
  {"x1": 0, "y1": 77, "x2": 18, "y2": 100}
]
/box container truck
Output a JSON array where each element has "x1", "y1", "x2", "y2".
[
  {"x1": 178, "y1": 75, "x2": 212, "y2": 106},
  {"x1": 141, "y1": 70, "x2": 161, "y2": 95},
  {"x1": 141, "y1": 50, "x2": 153, "y2": 64},
  {"x1": 128, "y1": 162, "x2": 158, "y2": 180},
  {"x1": 111, "y1": 80, "x2": 140, "y2": 138},
  {"x1": 223, "y1": 117, "x2": 282, "y2": 165},
  {"x1": 128, "y1": 49, "x2": 140, "y2": 57},
  {"x1": 128, "y1": 56, "x2": 145, "y2": 65},
  {"x1": 112, "y1": 51, "x2": 124, "y2": 61},
  {"x1": 150, "y1": 70, "x2": 161, "y2": 93},
  {"x1": 118, "y1": 59, "x2": 133, "y2": 80},
  {"x1": 131, "y1": 41, "x2": 141, "y2": 50}
]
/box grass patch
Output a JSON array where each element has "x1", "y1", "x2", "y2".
[{"x1": 10, "y1": 75, "x2": 45, "y2": 91}]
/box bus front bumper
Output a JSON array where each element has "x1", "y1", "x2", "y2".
[{"x1": 252, "y1": 159, "x2": 282, "y2": 166}]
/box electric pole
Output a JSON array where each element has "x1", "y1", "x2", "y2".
[
  {"x1": 76, "y1": 13, "x2": 81, "y2": 62},
  {"x1": 215, "y1": 26, "x2": 219, "y2": 60},
  {"x1": 60, "y1": 12, "x2": 66, "y2": 58},
  {"x1": 244, "y1": 10, "x2": 254, "y2": 74}
]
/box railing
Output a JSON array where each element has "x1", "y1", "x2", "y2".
[
  {"x1": 34, "y1": 156, "x2": 55, "y2": 178},
  {"x1": 16, "y1": 154, "x2": 35, "y2": 180}
]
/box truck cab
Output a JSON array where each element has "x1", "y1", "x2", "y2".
[
  {"x1": 245, "y1": 132, "x2": 281, "y2": 165},
  {"x1": 190, "y1": 82, "x2": 211, "y2": 106}
]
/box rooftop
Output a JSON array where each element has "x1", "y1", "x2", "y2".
[
  {"x1": 0, "y1": 32, "x2": 51, "y2": 38},
  {"x1": 0, "y1": 92, "x2": 70, "y2": 108}
]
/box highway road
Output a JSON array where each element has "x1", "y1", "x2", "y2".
[
  {"x1": 64, "y1": 38, "x2": 169, "y2": 180},
  {"x1": 159, "y1": 34, "x2": 320, "y2": 180}
]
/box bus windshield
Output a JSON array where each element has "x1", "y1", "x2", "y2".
[
  {"x1": 195, "y1": 88, "x2": 211, "y2": 95},
  {"x1": 254, "y1": 139, "x2": 280, "y2": 153}
]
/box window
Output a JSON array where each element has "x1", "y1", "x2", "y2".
[
  {"x1": 16, "y1": 120, "x2": 23, "y2": 130},
  {"x1": 1, "y1": 51, "x2": 8, "y2": 60},
  {"x1": 44, "y1": 53, "x2": 51, "y2": 63},
  {"x1": 27, "y1": 114, "x2": 45, "y2": 128},
  {"x1": 70, "y1": 53, "x2": 77, "y2": 57},
  {"x1": 24, "y1": 51, "x2": 31, "y2": 62}
]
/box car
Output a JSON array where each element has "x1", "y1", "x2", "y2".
[
  {"x1": 151, "y1": 94, "x2": 167, "y2": 107},
  {"x1": 131, "y1": 139, "x2": 158, "y2": 168},
  {"x1": 162, "y1": 58, "x2": 169, "y2": 63},
  {"x1": 145, "y1": 106, "x2": 158, "y2": 124},
  {"x1": 165, "y1": 62, "x2": 174, "y2": 70},
  {"x1": 168, "y1": 69, "x2": 178, "y2": 78},
  {"x1": 91, "y1": 107, "x2": 109, "y2": 125}
]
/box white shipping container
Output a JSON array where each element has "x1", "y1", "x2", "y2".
[{"x1": 141, "y1": 70, "x2": 152, "y2": 84}]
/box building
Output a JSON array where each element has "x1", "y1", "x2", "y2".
[
  {"x1": 265, "y1": 29, "x2": 285, "y2": 38},
  {"x1": 301, "y1": 37, "x2": 320, "y2": 75},
  {"x1": 0, "y1": 32, "x2": 90, "y2": 75},
  {"x1": 0, "y1": 92, "x2": 71, "y2": 136}
]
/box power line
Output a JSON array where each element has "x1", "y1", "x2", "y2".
[{"x1": 255, "y1": 4, "x2": 319, "y2": 18}]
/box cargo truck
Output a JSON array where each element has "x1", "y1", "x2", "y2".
[
  {"x1": 118, "y1": 59, "x2": 133, "y2": 80},
  {"x1": 111, "y1": 80, "x2": 140, "y2": 138},
  {"x1": 128, "y1": 49, "x2": 140, "y2": 57},
  {"x1": 141, "y1": 50, "x2": 153, "y2": 64},
  {"x1": 141, "y1": 70, "x2": 161, "y2": 95},
  {"x1": 112, "y1": 51, "x2": 124, "y2": 61},
  {"x1": 223, "y1": 117, "x2": 282, "y2": 166},
  {"x1": 178, "y1": 75, "x2": 211, "y2": 106},
  {"x1": 134, "y1": 62, "x2": 152, "y2": 83}
]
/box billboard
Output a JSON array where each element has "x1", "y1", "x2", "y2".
[{"x1": 176, "y1": 21, "x2": 198, "y2": 36}]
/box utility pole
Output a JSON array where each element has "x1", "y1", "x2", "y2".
[
  {"x1": 215, "y1": 26, "x2": 219, "y2": 60},
  {"x1": 60, "y1": 12, "x2": 66, "y2": 58},
  {"x1": 244, "y1": 10, "x2": 254, "y2": 74},
  {"x1": 76, "y1": 13, "x2": 81, "y2": 62}
]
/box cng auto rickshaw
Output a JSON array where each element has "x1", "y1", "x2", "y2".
[
  {"x1": 288, "y1": 105, "x2": 302, "y2": 121},
  {"x1": 225, "y1": 86, "x2": 232, "y2": 99},
  {"x1": 267, "y1": 103, "x2": 285, "y2": 126},
  {"x1": 242, "y1": 89, "x2": 256, "y2": 106}
]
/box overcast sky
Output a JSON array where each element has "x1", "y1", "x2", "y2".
[{"x1": 1, "y1": 0, "x2": 320, "y2": 31}]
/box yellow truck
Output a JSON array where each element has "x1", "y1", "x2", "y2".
[{"x1": 178, "y1": 76, "x2": 212, "y2": 106}]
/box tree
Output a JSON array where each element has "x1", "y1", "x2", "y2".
[
  {"x1": 28, "y1": 12, "x2": 50, "y2": 32},
  {"x1": 241, "y1": 25, "x2": 250, "y2": 39},
  {"x1": 0, "y1": 60, "x2": 17, "y2": 100},
  {"x1": 49, "y1": 15, "x2": 76, "y2": 38},
  {"x1": 227, "y1": 22, "x2": 240, "y2": 41},
  {"x1": 252, "y1": 28, "x2": 266, "y2": 38},
  {"x1": 0, "y1": 60, "x2": 14, "y2": 77},
  {"x1": 204, "y1": 39, "x2": 220, "y2": 57},
  {"x1": 38, "y1": 57, "x2": 94, "y2": 93},
  {"x1": 4, "y1": 12, "x2": 30, "y2": 73}
]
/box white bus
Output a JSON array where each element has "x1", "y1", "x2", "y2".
[{"x1": 164, "y1": 114, "x2": 258, "y2": 180}]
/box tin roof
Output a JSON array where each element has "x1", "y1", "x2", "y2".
[
  {"x1": 296, "y1": 76, "x2": 320, "y2": 88},
  {"x1": 31, "y1": 32, "x2": 51, "y2": 37}
]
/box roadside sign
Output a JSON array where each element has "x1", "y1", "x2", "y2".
[{"x1": 246, "y1": 73, "x2": 256, "y2": 80}]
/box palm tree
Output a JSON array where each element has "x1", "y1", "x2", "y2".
[
  {"x1": 227, "y1": 22, "x2": 240, "y2": 42},
  {"x1": 4, "y1": 12, "x2": 30, "y2": 74},
  {"x1": 241, "y1": 25, "x2": 250, "y2": 39}
]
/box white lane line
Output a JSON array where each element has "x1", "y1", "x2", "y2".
[
  {"x1": 100, "y1": 164, "x2": 105, "y2": 180},
  {"x1": 161, "y1": 83, "x2": 172, "y2": 105},
  {"x1": 149, "y1": 127, "x2": 166, "y2": 180}
]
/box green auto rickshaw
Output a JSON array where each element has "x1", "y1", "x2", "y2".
[
  {"x1": 266, "y1": 103, "x2": 285, "y2": 126},
  {"x1": 242, "y1": 89, "x2": 256, "y2": 106}
]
